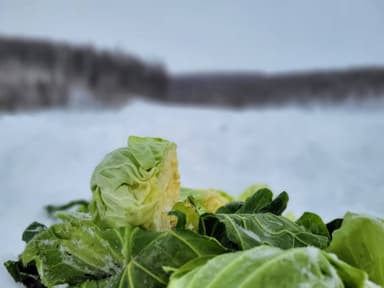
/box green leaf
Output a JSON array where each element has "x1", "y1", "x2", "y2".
[
  {"x1": 169, "y1": 197, "x2": 201, "y2": 231},
  {"x1": 70, "y1": 273, "x2": 122, "y2": 288},
  {"x1": 22, "y1": 222, "x2": 47, "y2": 243},
  {"x1": 216, "y1": 201, "x2": 244, "y2": 214},
  {"x1": 168, "y1": 210, "x2": 187, "y2": 230},
  {"x1": 170, "y1": 187, "x2": 233, "y2": 231},
  {"x1": 45, "y1": 199, "x2": 90, "y2": 218},
  {"x1": 296, "y1": 212, "x2": 330, "y2": 239},
  {"x1": 70, "y1": 230, "x2": 226, "y2": 288},
  {"x1": 4, "y1": 260, "x2": 44, "y2": 288},
  {"x1": 116, "y1": 229, "x2": 227, "y2": 288},
  {"x1": 217, "y1": 189, "x2": 289, "y2": 216},
  {"x1": 179, "y1": 187, "x2": 233, "y2": 213},
  {"x1": 260, "y1": 191, "x2": 289, "y2": 215},
  {"x1": 200, "y1": 213, "x2": 329, "y2": 250},
  {"x1": 236, "y1": 188, "x2": 273, "y2": 213},
  {"x1": 168, "y1": 246, "x2": 373, "y2": 288},
  {"x1": 17, "y1": 214, "x2": 226, "y2": 288},
  {"x1": 21, "y1": 217, "x2": 131, "y2": 287},
  {"x1": 327, "y1": 212, "x2": 384, "y2": 286},
  {"x1": 326, "y1": 218, "x2": 343, "y2": 237}
]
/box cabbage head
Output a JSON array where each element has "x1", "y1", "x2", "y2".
[{"x1": 90, "y1": 136, "x2": 180, "y2": 230}]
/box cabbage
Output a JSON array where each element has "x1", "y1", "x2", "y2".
[
  {"x1": 168, "y1": 246, "x2": 376, "y2": 288},
  {"x1": 179, "y1": 187, "x2": 233, "y2": 213},
  {"x1": 328, "y1": 212, "x2": 384, "y2": 286},
  {"x1": 5, "y1": 136, "x2": 384, "y2": 288},
  {"x1": 169, "y1": 187, "x2": 233, "y2": 230},
  {"x1": 90, "y1": 136, "x2": 180, "y2": 230}
]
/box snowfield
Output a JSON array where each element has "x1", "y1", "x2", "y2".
[{"x1": 1, "y1": 100, "x2": 384, "y2": 286}]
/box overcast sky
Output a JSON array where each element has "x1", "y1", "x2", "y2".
[{"x1": 0, "y1": 0, "x2": 383, "y2": 73}]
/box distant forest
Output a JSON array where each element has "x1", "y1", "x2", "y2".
[
  {"x1": 169, "y1": 69, "x2": 384, "y2": 107},
  {"x1": 1, "y1": 36, "x2": 384, "y2": 110},
  {"x1": 0, "y1": 36, "x2": 167, "y2": 110}
]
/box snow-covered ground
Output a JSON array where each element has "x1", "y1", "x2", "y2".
[{"x1": 1, "y1": 100, "x2": 384, "y2": 286}]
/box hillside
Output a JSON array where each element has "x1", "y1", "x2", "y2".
[
  {"x1": 1, "y1": 36, "x2": 384, "y2": 110},
  {"x1": 0, "y1": 36, "x2": 167, "y2": 110},
  {"x1": 168, "y1": 69, "x2": 384, "y2": 107}
]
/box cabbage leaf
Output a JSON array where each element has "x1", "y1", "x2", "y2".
[
  {"x1": 328, "y1": 212, "x2": 384, "y2": 286},
  {"x1": 169, "y1": 188, "x2": 233, "y2": 231},
  {"x1": 200, "y1": 212, "x2": 329, "y2": 250},
  {"x1": 15, "y1": 214, "x2": 226, "y2": 287},
  {"x1": 179, "y1": 187, "x2": 233, "y2": 213},
  {"x1": 168, "y1": 246, "x2": 375, "y2": 288},
  {"x1": 216, "y1": 188, "x2": 288, "y2": 215},
  {"x1": 21, "y1": 214, "x2": 130, "y2": 287}
]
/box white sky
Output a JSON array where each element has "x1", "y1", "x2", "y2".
[{"x1": 0, "y1": 0, "x2": 383, "y2": 73}]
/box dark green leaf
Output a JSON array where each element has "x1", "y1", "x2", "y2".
[
  {"x1": 260, "y1": 191, "x2": 289, "y2": 215},
  {"x1": 168, "y1": 210, "x2": 187, "y2": 230},
  {"x1": 218, "y1": 189, "x2": 289, "y2": 216},
  {"x1": 296, "y1": 212, "x2": 330, "y2": 239},
  {"x1": 216, "y1": 189, "x2": 289, "y2": 215},
  {"x1": 119, "y1": 229, "x2": 227, "y2": 287},
  {"x1": 4, "y1": 259, "x2": 44, "y2": 288},
  {"x1": 236, "y1": 188, "x2": 273, "y2": 213},
  {"x1": 22, "y1": 222, "x2": 47, "y2": 243},
  {"x1": 198, "y1": 214, "x2": 239, "y2": 250},
  {"x1": 216, "y1": 201, "x2": 244, "y2": 214},
  {"x1": 45, "y1": 199, "x2": 89, "y2": 218},
  {"x1": 200, "y1": 213, "x2": 329, "y2": 250},
  {"x1": 326, "y1": 218, "x2": 343, "y2": 237}
]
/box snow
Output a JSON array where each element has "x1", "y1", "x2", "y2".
[{"x1": 1, "y1": 100, "x2": 384, "y2": 286}]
